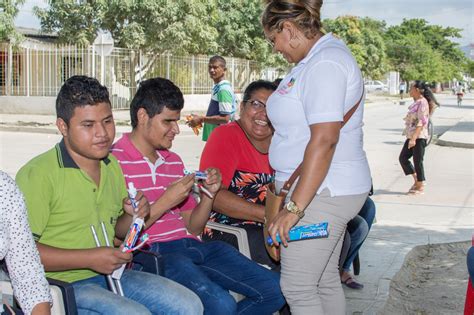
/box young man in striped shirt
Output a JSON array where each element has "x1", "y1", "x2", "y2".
[{"x1": 111, "y1": 78, "x2": 284, "y2": 315}]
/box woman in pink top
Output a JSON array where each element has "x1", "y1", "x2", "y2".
[{"x1": 399, "y1": 81, "x2": 439, "y2": 194}]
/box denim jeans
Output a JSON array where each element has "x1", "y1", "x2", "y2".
[
  {"x1": 149, "y1": 238, "x2": 285, "y2": 315},
  {"x1": 343, "y1": 197, "x2": 376, "y2": 271},
  {"x1": 468, "y1": 246, "x2": 474, "y2": 288},
  {"x1": 72, "y1": 269, "x2": 203, "y2": 315}
]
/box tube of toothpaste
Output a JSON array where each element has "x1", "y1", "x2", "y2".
[
  {"x1": 112, "y1": 217, "x2": 145, "y2": 280},
  {"x1": 128, "y1": 182, "x2": 139, "y2": 212},
  {"x1": 183, "y1": 169, "x2": 208, "y2": 180},
  {"x1": 123, "y1": 217, "x2": 145, "y2": 250},
  {"x1": 267, "y1": 222, "x2": 329, "y2": 246}
]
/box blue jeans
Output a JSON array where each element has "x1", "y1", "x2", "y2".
[
  {"x1": 72, "y1": 269, "x2": 203, "y2": 315},
  {"x1": 468, "y1": 246, "x2": 474, "y2": 288},
  {"x1": 342, "y1": 197, "x2": 376, "y2": 271},
  {"x1": 149, "y1": 238, "x2": 285, "y2": 315}
]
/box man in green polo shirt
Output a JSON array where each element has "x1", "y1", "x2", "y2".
[{"x1": 16, "y1": 76, "x2": 202, "y2": 315}]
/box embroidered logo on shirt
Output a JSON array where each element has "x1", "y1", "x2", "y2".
[{"x1": 277, "y1": 78, "x2": 296, "y2": 95}]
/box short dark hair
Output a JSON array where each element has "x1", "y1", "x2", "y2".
[
  {"x1": 242, "y1": 80, "x2": 277, "y2": 102},
  {"x1": 56, "y1": 75, "x2": 110, "y2": 125},
  {"x1": 209, "y1": 55, "x2": 227, "y2": 68},
  {"x1": 130, "y1": 78, "x2": 184, "y2": 128}
]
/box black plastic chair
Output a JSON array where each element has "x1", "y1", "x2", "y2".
[{"x1": 132, "y1": 249, "x2": 164, "y2": 275}]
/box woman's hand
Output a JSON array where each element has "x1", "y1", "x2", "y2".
[
  {"x1": 408, "y1": 138, "x2": 416, "y2": 149},
  {"x1": 268, "y1": 210, "x2": 300, "y2": 247}
]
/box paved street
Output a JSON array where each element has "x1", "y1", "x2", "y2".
[
  {"x1": 344, "y1": 94, "x2": 473, "y2": 313},
  {"x1": 0, "y1": 93, "x2": 472, "y2": 314}
]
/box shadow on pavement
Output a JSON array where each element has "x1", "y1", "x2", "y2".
[
  {"x1": 373, "y1": 189, "x2": 406, "y2": 196},
  {"x1": 382, "y1": 141, "x2": 404, "y2": 146}
]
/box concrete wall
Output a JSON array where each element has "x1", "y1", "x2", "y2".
[
  {"x1": 0, "y1": 96, "x2": 56, "y2": 114},
  {"x1": 0, "y1": 93, "x2": 243, "y2": 114}
]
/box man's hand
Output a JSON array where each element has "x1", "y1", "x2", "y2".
[
  {"x1": 186, "y1": 114, "x2": 204, "y2": 128},
  {"x1": 160, "y1": 174, "x2": 195, "y2": 208},
  {"x1": 123, "y1": 191, "x2": 150, "y2": 219},
  {"x1": 202, "y1": 168, "x2": 222, "y2": 195},
  {"x1": 268, "y1": 210, "x2": 300, "y2": 247},
  {"x1": 88, "y1": 247, "x2": 132, "y2": 274}
]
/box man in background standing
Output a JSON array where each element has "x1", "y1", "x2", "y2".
[
  {"x1": 399, "y1": 81, "x2": 406, "y2": 99},
  {"x1": 187, "y1": 55, "x2": 236, "y2": 141}
]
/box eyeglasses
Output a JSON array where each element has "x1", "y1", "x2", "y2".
[
  {"x1": 245, "y1": 100, "x2": 266, "y2": 111},
  {"x1": 265, "y1": 27, "x2": 282, "y2": 48},
  {"x1": 266, "y1": 35, "x2": 275, "y2": 47}
]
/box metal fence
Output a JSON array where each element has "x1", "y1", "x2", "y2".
[{"x1": 0, "y1": 43, "x2": 280, "y2": 109}]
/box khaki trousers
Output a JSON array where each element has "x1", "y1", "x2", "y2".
[{"x1": 276, "y1": 183, "x2": 368, "y2": 315}]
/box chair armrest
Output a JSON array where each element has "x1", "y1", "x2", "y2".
[
  {"x1": 47, "y1": 278, "x2": 77, "y2": 315},
  {"x1": 132, "y1": 249, "x2": 164, "y2": 276},
  {"x1": 206, "y1": 221, "x2": 251, "y2": 259}
]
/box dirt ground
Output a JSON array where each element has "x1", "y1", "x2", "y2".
[{"x1": 381, "y1": 241, "x2": 471, "y2": 315}]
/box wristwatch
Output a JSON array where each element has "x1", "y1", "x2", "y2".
[{"x1": 285, "y1": 200, "x2": 305, "y2": 219}]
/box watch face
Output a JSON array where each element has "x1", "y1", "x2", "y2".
[
  {"x1": 286, "y1": 201, "x2": 304, "y2": 218},
  {"x1": 288, "y1": 201, "x2": 298, "y2": 211}
]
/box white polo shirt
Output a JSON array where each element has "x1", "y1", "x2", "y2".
[{"x1": 267, "y1": 33, "x2": 371, "y2": 196}]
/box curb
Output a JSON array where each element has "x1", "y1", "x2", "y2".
[
  {"x1": 436, "y1": 139, "x2": 474, "y2": 149},
  {"x1": 0, "y1": 125, "x2": 60, "y2": 135}
]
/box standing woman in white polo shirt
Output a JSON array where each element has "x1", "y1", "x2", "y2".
[{"x1": 262, "y1": 1, "x2": 371, "y2": 314}]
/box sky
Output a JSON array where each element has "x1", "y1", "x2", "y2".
[{"x1": 15, "y1": 0, "x2": 473, "y2": 46}]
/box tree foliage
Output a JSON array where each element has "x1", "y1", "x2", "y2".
[
  {"x1": 35, "y1": 0, "x2": 286, "y2": 69},
  {"x1": 0, "y1": 0, "x2": 25, "y2": 45},
  {"x1": 212, "y1": 0, "x2": 284, "y2": 67},
  {"x1": 323, "y1": 16, "x2": 388, "y2": 80},
  {"x1": 33, "y1": 3, "x2": 469, "y2": 82},
  {"x1": 385, "y1": 19, "x2": 467, "y2": 82},
  {"x1": 35, "y1": 0, "x2": 218, "y2": 54}
]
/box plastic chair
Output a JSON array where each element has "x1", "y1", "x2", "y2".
[
  {"x1": 132, "y1": 249, "x2": 164, "y2": 275},
  {"x1": 1, "y1": 250, "x2": 163, "y2": 315},
  {"x1": 205, "y1": 221, "x2": 251, "y2": 259},
  {"x1": 0, "y1": 277, "x2": 77, "y2": 315}
]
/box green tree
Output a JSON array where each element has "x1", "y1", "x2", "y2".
[
  {"x1": 212, "y1": 0, "x2": 284, "y2": 67},
  {"x1": 0, "y1": 0, "x2": 25, "y2": 45},
  {"x1": 323, "y1": 16, "x2": 388, "y2": 80},
  {"x1": 34, "y1": 1, "x2": 103, "y2": 46},
  {"x1": 385, "y1": 19, "x2": 467, "y2": 82},
  {"x1": 465, "y1": 60, "x2": 474, "y2": 78},
  {"x1": 35, "y1": 0, "x2": 218, "y2": 54}
]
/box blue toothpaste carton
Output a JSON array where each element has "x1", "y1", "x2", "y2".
[
  {"x1": 267, "y1": 222, "x2": 329, "y2": 245},
  {"x1": 184, "y1": 169, "x2": 207, "y2": 180}
]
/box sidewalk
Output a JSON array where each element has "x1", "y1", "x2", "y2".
[{"x1": 1, "y1": 94, "x2": 472, "y2": 149}]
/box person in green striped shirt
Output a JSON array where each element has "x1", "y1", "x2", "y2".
[{"x1": 187, "y1": 56, "x2": 237, "y2": 141}]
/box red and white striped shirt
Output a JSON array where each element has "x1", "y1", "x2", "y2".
[{"x1": 111, "y1": 133, "x2": 198, "y2": 243}]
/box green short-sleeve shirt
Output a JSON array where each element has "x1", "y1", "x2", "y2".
[{"x1": 16, "y1": 140, "x2": 128, "y2": 283}]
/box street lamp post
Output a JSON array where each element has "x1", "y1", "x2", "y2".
[{"x1": 93, "y1": 32, "x2": 114, "y2": 85}]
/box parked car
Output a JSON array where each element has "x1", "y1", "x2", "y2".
[{"x1": 364, "y1": 80, "x2": 388, "y2": 92}]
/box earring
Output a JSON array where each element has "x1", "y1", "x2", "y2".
[{"x1": 289, "y1": 36, "x2": 301, "y2": 49}]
